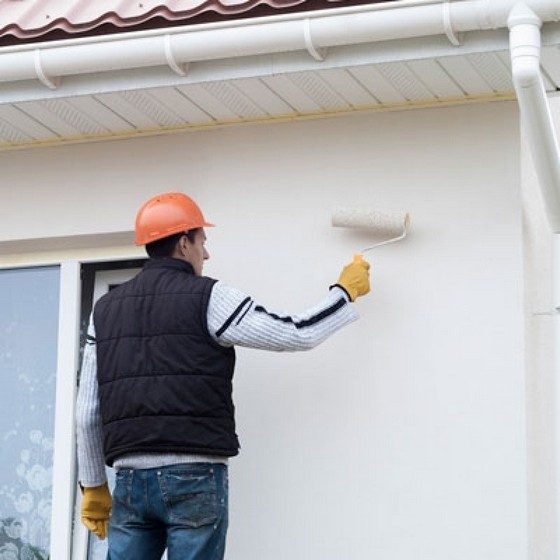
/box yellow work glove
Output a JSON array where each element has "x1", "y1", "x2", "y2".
[
  {"x1": 81, "y1": 482, "x2": 112, "y2": 540},
  {"x1": 333, "y1": 258, "x2": 371, "y2": 301}
]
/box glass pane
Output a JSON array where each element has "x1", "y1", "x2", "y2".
[{"x1": 0, "y1": 266, "x2": 60, "y2": 560}]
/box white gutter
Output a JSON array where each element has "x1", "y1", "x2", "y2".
[{"x1": 0, "y1": 0, "x2": 558, "y2": 85}]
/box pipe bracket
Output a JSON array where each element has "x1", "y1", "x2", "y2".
[
  {"x1": 304, "y1": 19, "x2": 327, "y2": 62},
  {"x1": 164, "y1": 35, "x2": 189, "y2": 76},
  {"x1": 443, "y1": 0, "x2": 462, "y2": 46},
  {"x1": 34, "y1": 49, "x2": 59, "y2": 89}
]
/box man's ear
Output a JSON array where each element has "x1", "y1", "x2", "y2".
[{"x1": 174, "y1": 235, "x2": 188, "y2": 258}]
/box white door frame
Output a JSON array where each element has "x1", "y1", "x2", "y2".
[{"x1": 49, "y1": 263, "x2": 141, "y2": 560}]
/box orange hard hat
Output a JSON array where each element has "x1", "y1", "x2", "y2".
[{"x1": 135, "y1": 192, "x2": 214, "y2": 246}]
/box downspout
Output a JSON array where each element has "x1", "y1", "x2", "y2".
[
  {"x1": 508, "y1": 4, "x2": 560, "y2": 557},
  {"x1": 509, "y1": 4, "x2": 560, "y2": 232}
]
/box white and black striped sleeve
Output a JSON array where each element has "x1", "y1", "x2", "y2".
[
  {"x1": 75, "y1": 317, "x2": 108, "y2": 487},
  {"x1": 207, "y1": 281, "x2": 359, "y2": 351}
]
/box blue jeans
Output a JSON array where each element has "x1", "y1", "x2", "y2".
[{"x1": 107, "y1": 463, "x2": 228, "y2": 560}]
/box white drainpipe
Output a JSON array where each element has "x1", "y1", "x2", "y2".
[
  {"x1": 508, "y1": 6, "x2": 560, "y2": 558},
  {"x1": 509, "y1": 4, "x2": 560, "y2": 232},
  {"x1": 508, "y1": 4, "x2": 560, "y2": 559}
]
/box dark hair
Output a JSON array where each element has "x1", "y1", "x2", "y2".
[{"x1": 145, "y1": 229, "x2": 200, "y2": 258}]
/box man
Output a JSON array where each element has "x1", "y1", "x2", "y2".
[{"x1": 76, "y1": 192, "x2": 370, "y2": 560}]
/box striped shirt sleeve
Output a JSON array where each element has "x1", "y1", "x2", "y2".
[
  {"x1": 75, "y1": 317, "x2": 107, "y2": 487},
  {"x1": 207, "y1": 282, "x2": 359, "y2": 351}
]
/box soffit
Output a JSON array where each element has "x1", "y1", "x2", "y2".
[{"x1": 0, "y1": 2, "x2": 559, "y2": 151}]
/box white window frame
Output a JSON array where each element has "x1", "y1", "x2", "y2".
[
  {"x1": 51, "y1": 260, "x2": 82, "y2": 560},
  {"x1": 0, "y1": 259, "x2": 75, "y2": 559},
  {"x1": 0, "y1": 254, "x2": 143, "y2": 560}
]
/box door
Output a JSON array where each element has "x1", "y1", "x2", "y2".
[{"x1": 73, "y1": 265, "x2": 143, "y2": 560}]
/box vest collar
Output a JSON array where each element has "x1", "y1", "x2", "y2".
[{"x1": 144, "y1": 257, "x2": 195, "y2": 276}]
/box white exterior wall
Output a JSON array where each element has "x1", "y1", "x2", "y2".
[{"x1": 0, "y1": 101, "x2": 529, "y2": 559}]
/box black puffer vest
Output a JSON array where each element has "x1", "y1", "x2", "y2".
[{"x1": 93, "y1": 258, "x2": 239, "y2": 466}]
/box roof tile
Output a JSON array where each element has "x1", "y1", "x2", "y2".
[{"x1": 0, "y1": 0, "x2": 395, "y2": 43}]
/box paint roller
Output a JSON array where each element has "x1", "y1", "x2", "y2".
[{"x1": 331, "y1": 206, "x2": 411, "y2": 262}]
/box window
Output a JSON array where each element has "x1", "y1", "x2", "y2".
[
  {"x1": 0, "y1": 258, "x2": 146, "y2": 560},
  {"x1": 0, "y1": 266, "x2": 60, "y2": 560}
]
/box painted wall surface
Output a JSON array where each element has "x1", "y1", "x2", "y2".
[{"x1": 0, "y1": 101, "x2": 527, "y2": 559}]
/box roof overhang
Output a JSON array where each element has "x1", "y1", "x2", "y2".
[{"x1": 0, "y1": 0, "x2": 558, "y2": 151}]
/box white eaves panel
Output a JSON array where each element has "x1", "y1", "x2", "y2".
[
  {"x1": 348, "y1": 66, "x2": 406, "y2": 104},
  {"x1": 202, "y1": 81, "x2": 268, "y2": 119},
  {"x1": 408, "y1": 59, "x2": 465, "y2": 98},
  {"x1": 0, "y1": 105, "x2": 55, "y2": 141},
  {"x1": 66, "y1": 96, "x2": 135, "y2": 133},
  {"x1": 288, "y1": 72, "x2": 351, "y2": 111},
  {"x1": 496, "y1": 51, "x2": 512, "y2": 72},
  {"x1": 146, "y1": 88, "x2": 212, "y2": 125},
  {"x1": 259, "y1": 74, "x2": 324, "y2": 113},
  {"x1": 42, "y1": 99, "x2": 113, "y2": 135},
  {"x1": 15, "y1": 100, "x2": 89, "y2": 137},
  {"x1": 0, "y1": 121, "x2": 30, "y2": 144},
  {"x1": 229, "y1": 78, "x2": 295, "y2": 117},
  {"x1": 175, "y1": 84, "x2": 239, "y2": 121},
  {"x1": 466, "y1": 53, "x2": 513, "y2": 92},
  {"x1": 92, "y1": 93, "x2": 160, "y2": 129},
  {"x1": 120, "y1": 90, "x2": 188, "y2": 127},
  {"x1": 376, "y1": 62, "x2": 433, "y2": 101},
  {"x1": 437, "y1": 57, "x2": 494, "y2": 95},
  {"x1": 0, "y1": 110, "x2": 35, "y2": 143},
  {"x1": 541, "y1": 46, "x2": 560, "y2": 89},
  {"x1": 315, "y1": 68, "x2": 378, "y2": 108}
]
